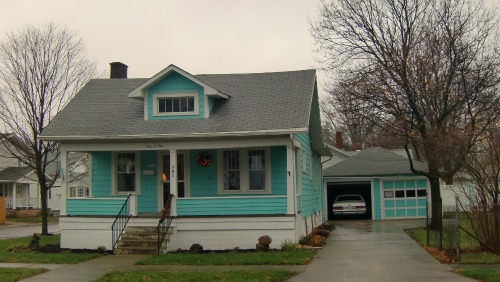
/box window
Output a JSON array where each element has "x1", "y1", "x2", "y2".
[
  {"x1": 220, "y1": 148, "x2": 270, "y2": 193},
  {"x1": 153, "y1": 93, "x2": 198, "y2": 116},
  {"x1": 115, "y1": 152, "x2": 138, "y2": 193},
  {"x1": 248, "y1": 150, "x2": 266, "y2": 191},
  {"x1": 70, "y1": 186, "x2": 89, "y2": 198},
  {"x1": 223, "y1": 150, "x2": 240, "y2": 190},
  {"x1": 301, "y1": 147, "x2": 307, "y2": 173}
]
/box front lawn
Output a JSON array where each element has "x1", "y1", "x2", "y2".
[
  {"x1": 0, "y1": 268, "x2": 46, "y2": 282},
  {"x1": 137, "y1": 250, "x2": 316, "y2": 265},
  {"x1": 96, "y1": 270, "x2": 297, "y2": 282},
  {"x1": 457, "y1": 269, "x2": 500, "y2": 282},
  {"x1": 0, "y1": 235, "x2": 104, "y2": 264}
]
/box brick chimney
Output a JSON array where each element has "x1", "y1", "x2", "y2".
[
  {"x1": 335, "y1": 131, "x2": 343, "y2": 149},
  {"x1": 110, "y1": 62, "x2": 128, "y2": 78}
]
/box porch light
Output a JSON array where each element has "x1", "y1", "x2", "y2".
[{"x1": 162, "y1": 172, "x2": 168, "y2": 183}]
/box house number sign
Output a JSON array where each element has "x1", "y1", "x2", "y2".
[{"x1": 171, "y1": 165, "x2": 175, "y2": 178}]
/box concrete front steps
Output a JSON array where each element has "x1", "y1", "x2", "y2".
[{"x1": 114, "y1": 226, "x2": 171, "y2": 255}]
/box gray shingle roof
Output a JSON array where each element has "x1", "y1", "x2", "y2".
[
  {"x1": 0, "y1": 166, "x2": 33, "y2": 181},
  {"x1": 42, "y1": 69, "x2": 316, "y2": 140},
  {"x1": 323, "y1": 147, "x2": 428, "y2": 177}
]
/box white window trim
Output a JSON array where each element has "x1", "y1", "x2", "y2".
[
  {"x1": 112, "y1": 152, "x2": 141, "y2": 195},
  {"x1": 218, "y1": 148, "x2": 271, "y2": 194},
  {"x1": 152, "y1": 92, "x2": 199, "y2": 116}
]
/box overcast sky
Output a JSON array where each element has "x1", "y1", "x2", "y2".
[{"x1": 1, "y1": 0, "x2": 322, "y2": 81}]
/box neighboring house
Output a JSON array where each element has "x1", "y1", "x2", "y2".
[
  {"x1": 48, "y1": 152, "x2": 91, "y2": 211},
  {"x1": 0, "y1": 166, "x2": 40, "y2": 209},
  {"x1": 0, "y1": 133, "x2": 41, "y2": 209},
  {"x1": 323, "y1": 147, "x2": 430, "y2": 220},
  {"x1": 41, "y1": 63, "x2": 329, "y2": 251},
  {"x1": 0, "y1": 133, "x2": 88, "y2": 211}
]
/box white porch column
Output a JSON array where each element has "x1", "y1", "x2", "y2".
[
  {"x1": 286, "y1": 144, "x2": 296, "y2": 214},
  {"x1": 12, "y1": 183, "x2": 17, "y2": 209},
  {"x1": 129, "y1": 193, "x2": 138, "y2": 216},
  {"x1": 169, "y1": 149, "x2": 177, "y2": 216},
  {"x1": 60, "y1": 150, "x2": 68, "y2": 216}
]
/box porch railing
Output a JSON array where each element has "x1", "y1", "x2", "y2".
[
  {"x1": 4, "y1": 197, "x2": 40, "y2": 209},
  {"x1": 111, "y1": 193, "x2": 132, "y2": 252},
  {"x1": 157, "y1": 194, "x2": 174, "y2": 254}
]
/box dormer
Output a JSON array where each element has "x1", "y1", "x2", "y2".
[{"x1": 127, "y1": 64, "x2": 229, "y2": 120}]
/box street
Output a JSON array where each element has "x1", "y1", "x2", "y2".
[{"x1": 0, "y1": 223, "x2": 60, "y2": 239}]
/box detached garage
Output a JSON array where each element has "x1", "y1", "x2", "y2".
[{"x1": 323, "y1": 147, "x2": 430, "y2": 220}]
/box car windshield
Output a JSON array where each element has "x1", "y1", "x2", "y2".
[{"x1": 336, "y1": 195, "x2": 363, "y2": 202}]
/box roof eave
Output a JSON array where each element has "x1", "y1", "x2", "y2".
[
  {"x1": 41, "y1": 127, "x2": 309, "y2": 142},
  {"x1": 128, "y1": 64, "x2": 228, "y2": 99}
]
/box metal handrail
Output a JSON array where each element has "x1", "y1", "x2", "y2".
[
  {"x1": 111, "y1": 193, "x2": 132, "y2": 251},
  {"x1": 157, "y1": 194, "x2": 174, "y2": 254}
]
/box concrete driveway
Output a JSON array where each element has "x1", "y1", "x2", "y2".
[
  {"x1": 0, "y1": 222, "x2": 60, "y2": 239},
  {"x1": 288, "y1": 219, "x2": 476, "y2": 282}
]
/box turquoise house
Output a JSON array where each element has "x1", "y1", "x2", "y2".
[{"x1": 42, "y1": 63, "x2": 329, "y2": 251}]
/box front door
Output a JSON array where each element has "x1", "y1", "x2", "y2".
[{"x1": 162, "y1": 153, "x2": 186, "y2": 206}]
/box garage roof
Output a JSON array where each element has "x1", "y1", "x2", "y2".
[{"x1": 323, "y1": 147, "x2": 428, "y2": 177}]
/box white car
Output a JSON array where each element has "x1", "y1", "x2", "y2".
[{"x1": 332, "y1": 194, "x2": 367, "y2": 215}]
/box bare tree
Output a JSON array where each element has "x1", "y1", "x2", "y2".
[
  {"x1": 311, "y1": 0, "x2": 499, "y2": 228},
  {"x1": 0, "y1": 23, "x2": 98, "y2": 234},
  {"x1": 458, "y1": 126, "x2": 500, "y2": 251},
  {"x1": 320, "y1": 74, "x2": 378, "y2": 150}
]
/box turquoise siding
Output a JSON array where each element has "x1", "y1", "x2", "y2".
[
  {"x1": 189, "y1": 146, "x2": 287, "y2": 197},
  {"x1": 189, "y1": 149, "x2": 218, "y2": 197},
  {"x1": 92, "y1": 152, "x2": 112, "y2": 197},
  {"x1": 373, "y1": 179, "x2": 382, "y2": 220},
  {"x1": 294, "y1": 133, "x2": 323, "y2": 218},
  {"x1": 383, "y1": 179, "x2": 428, "y2": 219},
  {"x1": 138, "y1": 151, "x2": 158, "y2": 213},
  {"x1": 67, "y1": 198, "x2": 128, "y2": 215},
  {"x1": 177, "y1": 196, "x2": 287, "y2": 216},
  {"x1": 147, "y1": 72, "x2": 205, "y2": 120}
]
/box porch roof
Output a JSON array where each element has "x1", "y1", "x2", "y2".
[
  {"x1": 42, "y1": 69, "x2": 316, "y2": 141},
  {"x1": 0, "y1": 166, "x2": 33, "y2": 182}
]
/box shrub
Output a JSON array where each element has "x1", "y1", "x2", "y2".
[{"x1": 280, "y1": 240, "x2": 297, "y2": 251}]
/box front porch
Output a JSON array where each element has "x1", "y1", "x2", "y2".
[{"x1": 56, "y1": 135, "x2": 314, "y2": 250}]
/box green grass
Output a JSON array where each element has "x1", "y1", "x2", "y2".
[
  {"x1": 137, "y1": 250, "x2": 317, "y2": 265},
  {"x1": 96, "y1": 270, "x2": 297, "y2": 282},
  {"x1": 457, "y1": 269, "x2": 500, "y2": 282},
  {"x1": 406, "y1": 227, "x2": 500, "y2": 264},
  {"x1": 7, "y1": 216, "x2": 59, "y2": 224},
  {"x1": 0, "y1": 235, "x2": 103, "y2": 264},
  {"x1": 0, "y1": 268, "x2": 46, "y2": 282},
  {"x1": 458, "y1": 252, "x2": 500, "y2": 264}
]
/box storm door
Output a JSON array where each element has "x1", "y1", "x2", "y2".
[{"x1": 162, "y1": 153, "x2": 186, "y2": 206}]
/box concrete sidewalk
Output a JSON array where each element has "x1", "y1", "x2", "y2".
[
  {"x1": 11, "y1": 255, "x2": 305, "y2": 282},
  {"x1": 288, "y1": 220, "x2": 476, "y2": 282}
]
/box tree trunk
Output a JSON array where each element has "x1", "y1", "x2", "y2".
[
  {"x1": 40, "y1": 186, "x2": 48, "y2": 235},
  {"x1": 428, "y1": 177, "x2": 442, "y2": 230}
]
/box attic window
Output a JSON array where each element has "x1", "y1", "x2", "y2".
[{"x1": 153, "y1": 93, "x2": 199, "y2": 116}]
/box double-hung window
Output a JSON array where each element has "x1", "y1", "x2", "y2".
[
  {"x1": 70, "y1": 186, "x2": 90, "y2": 198},
  {"x1": 115, "y1": 152, "x2": 139, "y2": 193},
  {"x1": 153, "y1": 93, "x2": 199, "y2": 116},
  {"x1": 220, "y1": 148, "x2": 270, "y2": 193}
]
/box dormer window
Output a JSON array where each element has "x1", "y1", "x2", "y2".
[{"x1": 153, "y1": 93, "x2": 199, "y2": 116}]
